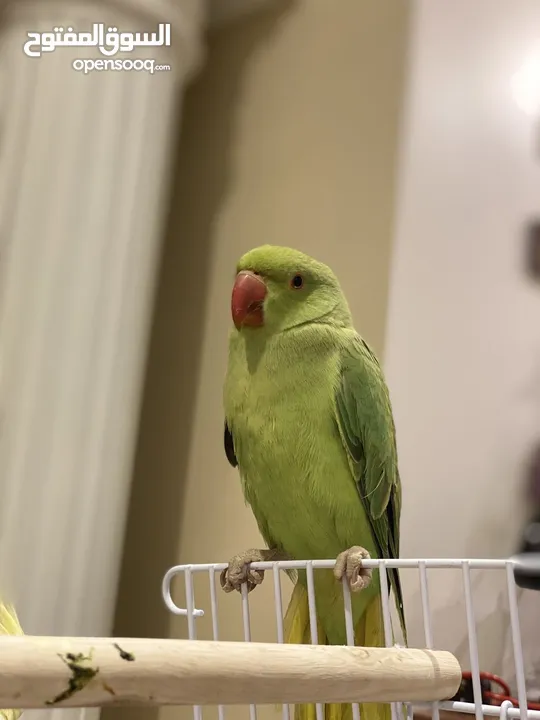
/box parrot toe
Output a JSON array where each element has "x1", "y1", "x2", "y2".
[
  {"x1": 219, "y1": 549, "x2": 267, "y2": 593},
  {"x1": 333, "y1": 545, "x2": 373, "y2": 592}
]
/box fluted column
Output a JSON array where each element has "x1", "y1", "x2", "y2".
[{"x1": 0, "y1": 0, "x2": 205, "y2": 653}]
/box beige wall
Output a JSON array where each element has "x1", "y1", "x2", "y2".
[{"x1": 108, "y1": 2, "x2": 410, "y2": 720}]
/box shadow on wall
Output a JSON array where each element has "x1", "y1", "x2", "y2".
[{"x1": 103, "y1": 4, "x2": 295, "y2": 720}]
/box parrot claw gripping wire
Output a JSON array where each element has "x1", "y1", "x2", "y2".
[
  {"x1": 333, "y1": 545, "x2": 373, "y2": 592},
  {"x1": 220, "y1": 548, "x2": 291, "y2": 593},
  {"x1": 220, "y1": 549, "x2": 269, "y2": 593}
]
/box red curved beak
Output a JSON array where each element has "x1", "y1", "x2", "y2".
[{"x1": 231, "y1": 271, "x2": 267, "y2": 329}]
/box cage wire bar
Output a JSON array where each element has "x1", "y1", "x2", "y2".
[{"x1": 162, "y1": 558, "x2": 535, "y2": 720}]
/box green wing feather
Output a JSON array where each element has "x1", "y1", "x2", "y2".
[{"x1": 335, "y1": 334, "x2": 407, "y2": 644}]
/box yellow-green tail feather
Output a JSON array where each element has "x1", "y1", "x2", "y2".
[
  {"x1": 283, "y1": 583, "x2": 391, "y2": 720},
  {"x1": 0, "y1": 600, "x2": 23, "y2": 720}
]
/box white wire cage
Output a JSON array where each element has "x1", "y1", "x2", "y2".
[
  {"x1": 0, "y1": 556, "x2": 535, "y2": 717},
  {"x1": 162, "y1": 557, "x2": 536, "y2": 720}
]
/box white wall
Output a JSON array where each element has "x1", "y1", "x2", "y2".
[{"x1": 385, "y1": 0, "x2": 540, "y2": 690}]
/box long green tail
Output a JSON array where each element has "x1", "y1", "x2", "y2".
[
  {"x1": 0, "y1": 600, "x2": 24, "y2": 720},
  {"x1": 283, "y1": 582, "x2": 392, "y2": 720}
]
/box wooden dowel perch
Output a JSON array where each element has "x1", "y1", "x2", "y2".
[{"x1": 0, "y1": 636, "x2": 462, "y2": 709}]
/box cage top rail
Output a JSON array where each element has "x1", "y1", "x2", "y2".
[
  {"x1": 162, "y1": 557, "x2": 524, "y2": 619},
  {"x1": 164, "y1": 558, "x2": 518, "y2": 574}
]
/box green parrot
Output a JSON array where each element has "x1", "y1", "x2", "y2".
[{"x1": 221, "y1": 245, "x2": 406, "y2": 720}]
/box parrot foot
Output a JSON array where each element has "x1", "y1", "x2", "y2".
[
  {"x1": 220, "y1": 548, "x2": 285, "y2": 594},
  {"x1": 333, "y1": 546, "x2": 373, "y2": 592}
]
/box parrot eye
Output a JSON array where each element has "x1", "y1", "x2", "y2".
[{"x1": 290, "y1": 274, "x2": 304, "y2": 289}]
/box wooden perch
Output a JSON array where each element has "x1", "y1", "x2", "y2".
[{"x1": 0, "y1": 636, "x2": 462, "y2": 708}]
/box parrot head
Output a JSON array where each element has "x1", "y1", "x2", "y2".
[{"x1": 231, "y1": 245, "x2": 352, "y2": 333}]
